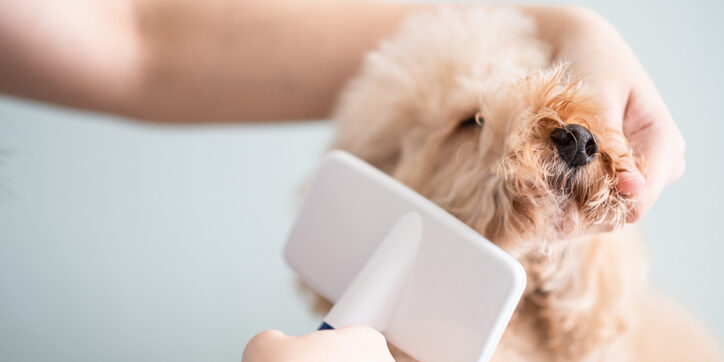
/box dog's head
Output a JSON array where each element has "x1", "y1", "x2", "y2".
[{"x1": 333, "y1": 8, "x2": 637, "y2": 257}]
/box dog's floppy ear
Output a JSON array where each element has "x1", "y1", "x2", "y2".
[
  {"x1": 331, "y1": 114, "x2": 405, "y2": 174},
  {"x1": 330, "y1": 63, "x2": 419, "y2": 174}
]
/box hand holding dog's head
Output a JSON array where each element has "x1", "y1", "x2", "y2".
[
  {"x1": 332, "y1": 8, "x2": 638, "y2": 256},
  {"x1": 471, "y1": 67, "x2": 637, "y2": 254}
]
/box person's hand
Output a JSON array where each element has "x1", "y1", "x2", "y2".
[
  {"x1": 524, "y1": 6, "x2": 685, "y2": 222},
  {"x1": 242, "y1": 326, "x2": 395, "y2": 362}
]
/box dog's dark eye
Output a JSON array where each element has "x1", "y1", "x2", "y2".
[{"x1": 458, "y1": 113, "x2": 483, "y2": 130}]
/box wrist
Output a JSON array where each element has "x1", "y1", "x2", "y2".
[{"x1": 517, "y1": 5, "x2": 615, "y2": 56}]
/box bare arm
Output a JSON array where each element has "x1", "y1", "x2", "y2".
[
  {"x1": 0, "y1": 1, "x2": 140, "y2": 116},
  {"x1": 0, "y1": 0, "x2": 423, "y2": 122},
  {"x1": 0, "y1": 1, "x2": 682, "y2": 221}
]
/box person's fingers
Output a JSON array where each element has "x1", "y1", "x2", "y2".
[
  {"x1": 336, "y1": 325, "x2": 388, "y2": 344},
  {"x1": 616, "y1": 170, "x2": 646, "y2": 196},
  {"x1": 621, "y1": 89, "x2": 685, "y2": 222},
  {"x1": 627, "y1": 129, "x2": 684, "y2": 222},
  {"x1": 561, "y1": 7, "x2": 685, "y2": 222},
  {"x1": 593, "y1": 85, "x2": 650, "y2": 198},
  {"x1": 335, "y1": 326, "x2": 395, "y2": 361},
  {"x1": 242, "y1": 330, "x2": 288, "y2": 362},
  {"x1": 595, "y1": 84, "x2": 629, "y2": 132},
  {"x1": 250, "y1": 329, "x2": 287, "y2": 344},
  {"x1": 593, "y1": 80, "x2": 684, "y2": 223}
]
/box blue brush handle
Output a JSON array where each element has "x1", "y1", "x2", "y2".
[{"x1": 318, "y1": 321, "x2": 335, "y2": 330}]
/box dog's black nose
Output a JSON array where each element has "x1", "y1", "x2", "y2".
[{"x1": 550, "y1": 124, "x2": 598, "y2": 167}]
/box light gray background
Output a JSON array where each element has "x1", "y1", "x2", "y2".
[{"x1": 0, "y1": 0, "x2": 722, "y2": 361}]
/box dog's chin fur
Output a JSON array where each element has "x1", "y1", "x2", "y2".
[{"x1": 325, "y1": 6, "x2": 722, "y2": 362}]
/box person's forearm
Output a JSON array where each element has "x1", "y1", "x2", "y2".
[
  {"x1": 154, "y1": 2, "x2": 598, "y2": 123},
  {"x1": 134, "y1": 0, "x2": 430, "y2": 122},
  {"x1": 0, "y1": 0, "x2": 141, "y2": 114},
  {"x1": 0, "y1": 0, "x2": 426, "y2": 122},
  {"x1": 0, "y1": 1, "x2": 602, "y2": 123}
]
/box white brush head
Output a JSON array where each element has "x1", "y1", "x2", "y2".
[
  {"x1": 285, "y1": 151, "x2": 525, "y2": 362},
  {"x1": 323, "y1": 212, "x2": 423, "y2": 332}
]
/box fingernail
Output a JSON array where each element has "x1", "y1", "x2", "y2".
[{"x1": 617, "y1": 171, "x2": 646, "y2": 196}]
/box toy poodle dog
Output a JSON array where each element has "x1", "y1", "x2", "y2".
[{"x1": 329, "y1": 6, "x2": 721, "y2": 362}]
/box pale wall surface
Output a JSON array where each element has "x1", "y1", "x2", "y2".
[{"x1": 1, "y1": 0, "x2": 722, "y2": 360}]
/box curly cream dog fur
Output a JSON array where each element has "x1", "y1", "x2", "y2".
[{"x1": 329, "y1": 6, "x2": 721, "y2": 362}]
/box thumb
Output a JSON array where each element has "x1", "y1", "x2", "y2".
[
  {"x1": 618, "y1": 89, "x2": 684, "y2": 222},
  {"x1": 616, "y1": 169, "x2": 646, "y2": 196},
  {"x1": 595, "y1": 86, "x2": 646, "y2": 197}
]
